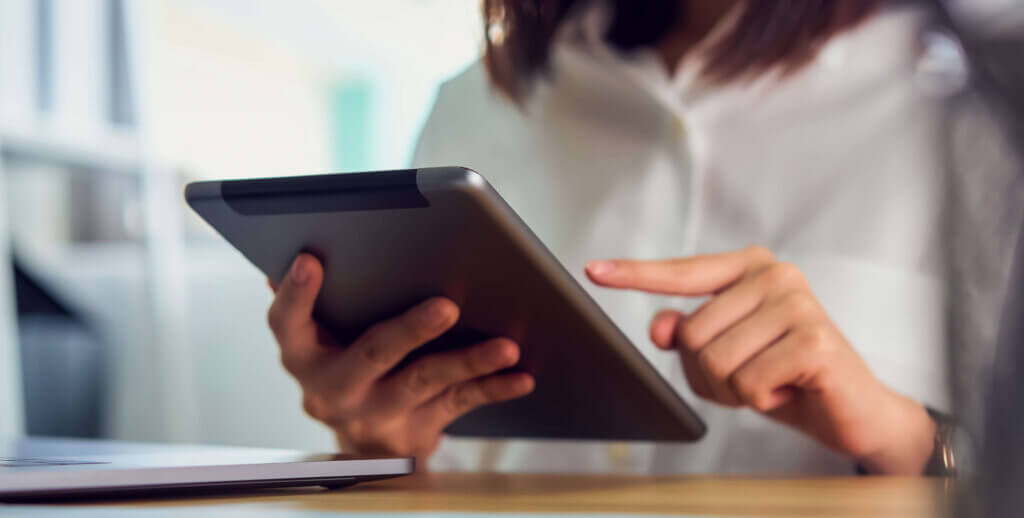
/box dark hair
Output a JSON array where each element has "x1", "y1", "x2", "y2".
[{"x1": 483, "y1": 0, "x2": 882, "y2": 101}]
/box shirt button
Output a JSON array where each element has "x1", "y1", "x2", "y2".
[{"x1": 673, "y1": 116, "x2": 687, "y2": 137}]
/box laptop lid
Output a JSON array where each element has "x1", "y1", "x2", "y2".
[{"x1": 0, "y1": 437, "x2": 413, "y2": 501}]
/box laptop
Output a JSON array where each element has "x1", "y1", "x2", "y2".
[{"x1": 0, "y1": 437, "x2": 413, "y2": 501}]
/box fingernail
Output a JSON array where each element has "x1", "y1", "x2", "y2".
[
  {"x1": 290, "y1": 256, "x2": 309, "y2": 284},
  {"x1": 586, "y1": 261, "x2": 615, "y2": 276}
]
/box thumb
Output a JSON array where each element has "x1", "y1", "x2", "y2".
[{"x1": 267, "y1": 254, "x2": 324, "y2": 347}]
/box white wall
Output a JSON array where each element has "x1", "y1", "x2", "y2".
[{"x1": 145, "y1": 1, "x2": 335, "y2": 180}]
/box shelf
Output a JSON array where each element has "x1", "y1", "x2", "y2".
[{"x1": 0, "y1": 119, "x2": 142, "y2": 174}]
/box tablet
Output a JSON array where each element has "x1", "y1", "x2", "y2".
[{"x1": 185, "y1": 167, "x2": 705, "y2": 442}]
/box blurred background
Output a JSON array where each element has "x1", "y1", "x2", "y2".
[{"x1": 0, "y1": 0, "x2": 484, "y2": 450}]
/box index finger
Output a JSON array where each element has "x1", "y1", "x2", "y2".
[{"x1": 585, "y1": 246, "x2": 776, "y2": 296}]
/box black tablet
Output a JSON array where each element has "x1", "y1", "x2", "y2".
[{"x1": 185, "y1": 167, "x2": 705, "y2": 441}]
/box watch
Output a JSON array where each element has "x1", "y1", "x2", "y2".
[{"x1": 924, "y1": 407, "x2": 971, "y2": 477}]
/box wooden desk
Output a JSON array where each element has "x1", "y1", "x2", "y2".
[{"x1": 66, "y1": 473, "x2": 946, "y2": 517}]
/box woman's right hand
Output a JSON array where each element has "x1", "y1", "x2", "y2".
[{"x1": 267, "y1": 253, "x2": 535, "y2": 461}]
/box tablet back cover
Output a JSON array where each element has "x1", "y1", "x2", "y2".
[{"x1": 185, "y1": 167, "x2": 704, "y2": 442}]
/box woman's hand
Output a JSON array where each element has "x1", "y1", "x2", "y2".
[
  {"x1": 267, "y1": 254, "x2": 535, "y2": 462},
  {"x1": 586, "y1": 246, "x2": 936, "y2": 474}
]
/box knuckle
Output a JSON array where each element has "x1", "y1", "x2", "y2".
[
  {"x1": 781, "y1": 291, "x2": 816, "y2": 317},
  {"x1": 445, "y1": 385, "x2": 477, "y2": 416},
  {"x1": 696, "y1": 348, "x2": 729, "y2": 381},
  {"x1": 731, "y1": 373, "x2": 770, "y2": 411},
  {"x1": 359, "y1": 343, "x2": 392, "y2": 370},
  {"x1": 279, "y1": 350, "x2": 300, "y2": 376},
  {"x1": 266, "y1": 304, "x2": 285, "y2": 335},
  {"x1": 749, "y1": 393, "x2": 775, "y2": 413},
  {"x1": 407, "y1": 361, "x2": 435, "y2": 394},
  {"x1": 390, "y1": 441, "x2": 415, "y2": 457},
  {"x1": 302, "y1": 392, "x2": 332, "y2": 423},
  {"x1": 721, "y1": 395, "x2": 746, "y2": 409},
  {"x1": 441, "y1": 388, "x2": 462, "y2": 416},
  {"x1": 371, "y1": 436, "x2": 408, "y2": 456},
  {"x1": 797, "y1": 325, "x2": 833, "y2": 355},
  {"x1": 338, "y1": 421, "x2": 374, "y2": 450},
  {"x1": 450, "y1": 386, "x2": 472, "y2": 414},
  {"x1": 688, "y1": 376, "x2": 714, "y2": 401},
  {"x1": 763, "y1": 262, "x2": 800, "y2": 288},
  {"x1": 744, "y1": 245, "x2": 776, "y2": 263},
  {"x1": 335, "y1": 393, "x2": 362, "y2": 418},
  {"x1": 342, "y1": 426, "x2": 413, "y2": 457},
  {"x1": 676, "y1": 320, "x2": 705, "y2": 351},
  {"x1": 357, "y1": 324, "x2": 398, "y2": 368},
  {"x1": 732, "y1": 372, "x2": 757, "y2": 401},
  {"x1": 359, "y1": 321, "x2": 387, "y2": 346}
]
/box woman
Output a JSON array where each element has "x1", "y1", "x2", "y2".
[{"x1": 268, "y1": 0, "x2": 949, "y2": 474}]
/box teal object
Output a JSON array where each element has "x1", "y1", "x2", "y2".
[{"x1": 329, "y1": 81, "x2": 373, "y2": 172}]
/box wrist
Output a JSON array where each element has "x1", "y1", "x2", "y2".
[{"x1": 856, "y1": 390, "x2": 937, "y2": 475}]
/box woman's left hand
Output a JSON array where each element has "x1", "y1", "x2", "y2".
[{"x1": 585, "y1": 246, "x2": 936, "y2": 474}]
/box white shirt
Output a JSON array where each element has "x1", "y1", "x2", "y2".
[{"x1": 412, "y1": 5, "x2": 949, "y2": 474}]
